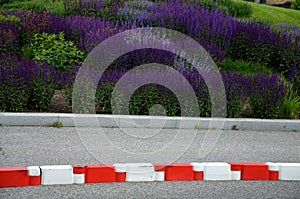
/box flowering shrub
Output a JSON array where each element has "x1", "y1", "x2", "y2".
[
  {"x1": 0, "y1": 54, "x2": 77, "y2": 111},
  {"x1": 250, "y1": 73, "x2": 286, "y2": 119},
  {"x1": 0, "y1": 21, "x2": 20, "y2": 53},
  {"x1": 0, "y1": 1, "x2": 297, "y2": 117}
]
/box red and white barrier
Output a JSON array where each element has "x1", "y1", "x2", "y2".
[
  {"x1": 113, "y1": 163, "x2": 126, "y2": 182},
  {"x1": 27, "y1": 166, "x2": 41, "y2": 186},
  {"x1": 125, "y1": 163, "x2": 155, "y2": 182},
  {"x1": 266, "y1": 162, "x2": 279, "y2": 180},
  {"x1": 164, "y1": 163, "x2": 194, "y2": 181},
  {"x1": 153, "y1": 163, "x2": 166, "y2": 181},
  {"x1": 279, "y1": 163, "x2": 300, "y2": 180},
  {"x1": 40, "y1": 165, "x2": 74, "y2": 185},
  {"x1": 1, "y1": 162, "x2": 300, "y2": 188},
  {"x1": 203, "y1": 162, "x2": 231, "y2": 180},
  {"x1": 191, "y1": 162, "x2": 204, "y2": 180},
  {"x1": 0, "y1": 167, "x2": 29, "y2": 187},
  {"x1": 72, "y1": 164, "x2": 85, "y2": 184},
  {"x1": 85, "y1": 164, "x2": 115, "y2": 183},
  {"x1": 229, "y1": 162, "x2": 241, "y2": 180}
]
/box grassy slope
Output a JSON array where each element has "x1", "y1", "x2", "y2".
[{"x1": 248, "y1": 2, "x2": 300, "y2": 27}]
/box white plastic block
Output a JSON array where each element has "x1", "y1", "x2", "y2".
[
  {"x1": 191, "y1": 163, "x2": 204, "y2": 172},
  {"x1": 113, "y1": 163, "x2": 127, "y2": 173},
  {"x1": 279, "y1": 163, "x2": 300, "y2": 180},
  {"x1": 73, "y1": 174, "x2": 85, "y2": 184},
  {"x1": 231, "y1": 171, "x2": 241, "y2": 180},
  {"x1": 155, "y1": 171, "x2": 165, "y2": 181},
  {"x1": 203, "y1": 162, "x2": 231, "y2": 180},
  {"x1": 40, "y1": 165, "x2": 74, "y2": 185},
  {"x1": 266, "y1": 162, "x2": 280, "y2": 171},
  {"x1": 27, "y1": 166, "x2": 40, "y2": 176},
  {"x1": 125, "y1": 163, "x2": 155, "y2": 182}
]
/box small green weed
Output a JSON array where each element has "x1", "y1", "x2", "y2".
[{"x1": 49, "y1": 121, "x2": 63, "y2": 128}]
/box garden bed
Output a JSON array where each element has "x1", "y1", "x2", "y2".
[{"x1": 0, "y1": 0, "x2": 299, "y2": 119}]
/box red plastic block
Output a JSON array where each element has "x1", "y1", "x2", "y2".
[
  {"x1": 229, "y1": 162, "x2": 242, "y2": 171},
  {"x1": 269, "y1": 171, "x2": 279, "y2": 180},
  {"x1": 29, "y1": 176, "x2": 41, "y2": 186},
  {"x1": 240, "y1": 162, "x2": 269, "y2": 180},
  {"x1": 85, "y1": 164, "x2": 116, "y2": 183},
  {"x1": 73, "y1": 164, "x2": 86, "y2": 174},
  {"x1": 116, "y1": 173, "x2": 126, "y2": 182},
  {"x1": 0, "y1": 167, "x2": 29, "y2": 187},
  {"x1": 194, "y1": 171, "x2": 203, "y2": 180},
  {"x1": 165, "y1": 163, "x2": 193, "y2": 181}
]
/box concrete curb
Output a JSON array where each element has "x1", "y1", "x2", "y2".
[
  {"x1": 1, "y1": 162, "x2": 300, "y2": 187},
  {"x1": 0, "y1": 113, "x2": 299, "y2": 132}
]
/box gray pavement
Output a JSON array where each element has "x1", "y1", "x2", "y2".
[
  {"x1": 1, "y1": 181, "x2": 300, "y2": 198},
  {"x1": 1, "y1": 126, "x2": 300, "y2": 198}
]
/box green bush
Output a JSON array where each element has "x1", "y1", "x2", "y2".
[
  {"x1": 292, "y1": 0, "x2": 300, "y2": 10},
  {"x1": 0, "y1": 0, "x2": 12, "y2": 6},
  {"x1": 64, "y1": 76, "x2": 96, "y2": 114},
  {"x1": 219, "y1": 58, "x2": 273, "y2": 75},
  {"x1": 0, "y1": 83, "x2": 27, "y2": 112},
  {"x1": 64, "y1": 82, "x2": 213, "y2": 117},
  {"x1": 96, "y1": 82, "x2": 115, "y2": 114},
  {"x1": 278, "y1": 85, "x2": 300, "y2": 119},
  {"x1": 127, "y1": 85, "x2": 180, "y2": 116},
  {"x1": 226, "y1": 97, "x2": 244, "y2": 118},
  {"x1": 26, "y1": 78, "x2": 54, "y2": 110},
  {"x1": 189, "y1": 0, "x2": 253, "y2": 18},
  {"x1": 0, "y1": 14, "x2": 20, "y2": 23},
  {"x1": 30, "y1": 32, "x2": 84, "y2": 71},
  {"x1": 1, "y1": 1, "x2": 45, "y2": 12}
]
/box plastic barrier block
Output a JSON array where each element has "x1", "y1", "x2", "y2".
[
  {"x1": 191, "y1": 163, "x2": 204, "y2": 180},
  {"x1": 229, "y1": 162, "x2": 242, "y2": 180},
  {"x1": 85, "y1": 164, "x2": 115, "y2": 183},
  {"x1": 113, "y1": 163, "x2": 126, "y2": 182},
  {"x1": 279, "y1": 163, "x2": 300, "y2": 180},
  {"x1": 154, "y1": 171, "x2": 165, "y2": 181},
  {"x1": 165, "y1": 163, "x2": 194, "y2": 181},
  {"x1": 153, "y1": 163, "x2": 167, "y2": 181},
  {"x1": 0, "y1": 167, "x2": 29, "y2": 187},
  {"x1": 126, "y1": 163, "x2": 155, "y2": 182},
  {"x1": 240, "y1": 162, "x2": 269, "y2": 180},
  {"x1": 72, "y1": 164, "x2": 86, "y2": 184},
  {"x1": 266, "y1": 162, "x2": 279, "y2": 180},
  {"x1": 27, "y1": 166, "x2": 41, "y2": 186},
  {"x1": 229, "y1": 162, "x2": 242, "y2": 171},
  {"x1": 40, "y1": 165, "x2": 73, "y2": 185},
  {"x1": 203, "y1": 163, "x2": 231, "y2": 180},
  {"x1": 73, "y1": 164, "x2": 86, "y2": 174}
]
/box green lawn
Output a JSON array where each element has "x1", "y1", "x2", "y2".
[{"x1": 248, "y1": 2, "x2": 300, "y2": 27}]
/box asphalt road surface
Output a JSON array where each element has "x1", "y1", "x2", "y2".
[{"x1": 1, "y1": 126, "x2": 300, "y2": 198}]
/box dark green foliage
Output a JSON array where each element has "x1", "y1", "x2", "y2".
[
  {"x1": 0, "y1": 0, "x2": 12, "y2": 6},
  {"x1": 0, "y1": 83, "x2": 27, "y2": 112},
  {"x1": 219, "y1": 58, "x2": 273, "y2": 75},
  {"x1": 292, "y1": 0, "x2": 300, "y2": 10},
  {"x1": 26, "y1": 78, "x2": 54, "y2": 110}
]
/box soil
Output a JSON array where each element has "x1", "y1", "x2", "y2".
[{"x1": 47, "y1": 90, "x2": 71, "y2": 113}]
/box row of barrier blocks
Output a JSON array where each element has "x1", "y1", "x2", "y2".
[{"x1": 1, "y1": 162, "x2": 300, "y2": 187}]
